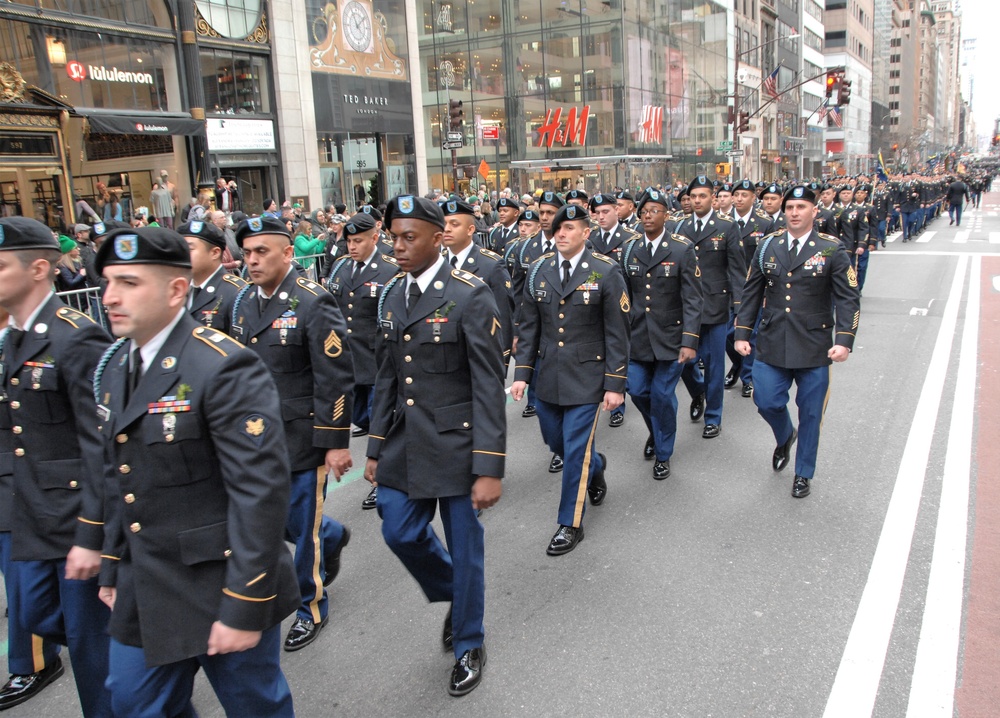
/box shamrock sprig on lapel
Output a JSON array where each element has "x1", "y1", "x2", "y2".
[
  {"x1": 288, "y1": 296, "x2": 300, "y2": 312},
  {"x1": 434, "y1": 301, "x2": 457, "y2": 320},
  {"x1": 176, "y1": 383, "x2": 192, "y2": 401},
  {"x1": 586, "y1": 271, "x2": 603, "y2": 284}
]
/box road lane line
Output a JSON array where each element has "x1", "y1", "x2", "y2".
[
  {"x1": 954, "y1": 230, "x2": 969, "y2": 243},
  {"x1": 905, "y1": 256, "x2": 980, "y2": 716},
  {"x1": 822, "y1": 255, "x2": 969, "y2": 718},
  {"x1": 916, "y1": 231, "x2": 936, "y2": 244},
  {"x1": 886, "y1": 231, "x2": 902, "y2": 243},
  {"x1": 989, "y1": 232, "x2": 1000, "y2": 244}
]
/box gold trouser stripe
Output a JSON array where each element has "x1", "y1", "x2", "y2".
[
  {"x1": 309, "y1": 468, "x2": 326, "y2": 623},
  {"x1": 571, "y1": 406, "x2": 603, "y2": 528},
  {"x1": 31, "y1": 634, "x2": 45, "y2": 673}
]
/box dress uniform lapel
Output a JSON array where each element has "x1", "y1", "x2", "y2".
[
  {"x1": 779, "y1": 233, "x2": 815, "y2": 272},
  {"x1": 558, "y1": 251, "x2": 592, "y2": 299},
  {"x1": 114, "y1": 318, "x2": 189, "y2": 431},
  {"x1": 460, "y1": 251, "x2": 482, "y2": 277},
  {"x1": 189, "y1": 270, "x2": 222, "y2": 314},
  {"x1": 9, "y1": 294, "x2": 58, "y2": 371},
  {"x1": 249, "y1": 271, "x2": 297, "y2": 338},
  {"x1": 350, "y1": 256, "x2": 381, "y2": 291},
  {"x1": 404, "y1": 262, "x2": 450, "y2": 327}
]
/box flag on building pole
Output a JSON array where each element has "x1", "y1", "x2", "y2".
[
  {"x1": 478, "y1": 158, "x2": 490, "y2": 180},
  {"x1": 829, "y1": 106, "x2": 843, "y2": 128},
  {"x1": 763, "y1": 67, "x2": 780, "y2": 100},
  {"x1": 817, "y1": 98, "x2": 828, "y2": 122}
]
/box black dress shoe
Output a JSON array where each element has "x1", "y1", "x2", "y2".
[
  {"x1": 702, "y1": 424, "x2": 720, "y2": 439},
  {"x1": 283, "y1": 616, "x2": 328, "y2": 651},
  {"x1": 588, "y1": 453, "x2": 607, "y2": 506},
  {"x1": 724, "y1": 366, "x2": 739, "y2": 389},
  {"x1": 741, "y1": 383, "x2": 753, "y2": 398},
  {"x1": 548, "y1": 453, "x2": 563, "y2": 473},
  {"x1": 653, "y1": 460, "x2": 670, "y2": 480},
  {"x1": 689, "y1": 393, "x2": 705, "y2": 422},
  {"x1": 448, "y1": 646, "x2": 486, "y2": 697},
  {"x1": 546, "y1": 525, "x2": 584, "y2": 556},
  {"x1": 351, "y1": 426, "x2": 369, "y2": 437},
  {"x1": 443, "y1": 606, "x2": 453, "y2": 652},
  {"x1": 608, "y1": 412, "x2": 624, "y2": 428},
  {"x1": 361, "y1": 485, "x2": 378, "y2": 510},
  {"x1": 792, "y1": 474, "x2": 811, "y2": 498},
  {"x1": 0, "y1": 658, "x2": 64, "y2": 710},
  {"x1": 643, "y1": 434, "x2": 655, "y2": 460},
  {"x1": 772, "y1": 429, "x2": 797, "y2": 472},
  {"x1": 521, "y1": 404, "x2": 536, "y2": 418},
  {"x1": 323, "y1": 527, "x2": 351, "y2": 586}
]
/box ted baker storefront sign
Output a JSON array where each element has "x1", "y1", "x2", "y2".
[{"x1": 67, "y1": 60, "x2": 154, "y2": 85}]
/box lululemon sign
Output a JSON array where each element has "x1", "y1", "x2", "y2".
[{"x1": 66, "y1": 61, "x2": 154, "y2": 85}]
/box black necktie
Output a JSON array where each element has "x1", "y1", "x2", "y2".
[
  {"x1": 790, "y1": 238, "x2": 799, "y2": 258},
  {"x1": 646, "y1": 240, "x2": 654, "y2": 255},
  {"x1": 696, "y1": 219, "x2": 703, "y2": 234},
  {"x1": 407, "y1": 282, "x2": 421, "y2": 311},
  {"x1": 6, "y1": 328, "x2": 24, "y2": 351},
  {"x1": 352, "y1": 260, "x2": 363, "y2": 279},
  {"x1": 449, "y1": 255, "x2": 458, "y2": 268},
  {"x1": 259, "y1": 294, "x2": 270, "y2": 314},
  {"x1": 738, "y1": 219, "x2": 746, "y2": 229},
  {"x1": 545, "y1": 240, "x2": 553, "y2": 254},
  {"x1": 127, "y1": 348, "x2": 142, "y2": 401},
  {"x1": 561, "y1": 260, "x2": 572, "y2": 288},
  {"x1": 189, "y1": 286, "x2": 201, "y2": 308},
  {"x1": 603, "y1": 231, "x2": 610, "y2": 246}
]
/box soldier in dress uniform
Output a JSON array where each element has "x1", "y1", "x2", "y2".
[
  {"x1": 0, "y1": 218, "x2": 111, "y2": 716},
  {"x1": 325, "y1": 212, "x2": 399, "y2": 510},
  {"x1": 715, "y1": 183, "x2": 734, "y2": 219},
  {"x1": 760, "y1": 183, "x2": 786, "y2": 230},
  {"x1": 672, "y1": 187, "x2": 693, "y2": 228},
  {"x1": 565, "y1": 189, "x2": 589, "y2": 208},
  {"x1": 833, "y1": 186, "x2": 870, "y2": 289},
  {"x1": 589, "y1": 192, "x2": 640, "y2": 429},
  {"x1": 511, "y1": 204, "x2": 630, "y2": 555},
  {"x1": 620, "y1": 189, "x2": 702, "y2": 479},
  {"x1": 486, "y1": 197, "x2": 521, "y2": 254},
  {"x1": 365, "y1": 195, "x2": 505, "y2": 696},
  {"x1": 178, "y1": 220, "x2": 247, "y2": 335},
  {"x1": 871, "y1": 182, "x2": 891, "y2": 248},
  {"x1": 852, "y1": 184, "x2": 877, "y2": 290},
  {"x1": 230, "y1": 215, "x2": 354, "y2": 652},
  {"x1": 815, "y1": 184, "x2": 838, "y2": 237},
  {"x1": 735, "y1": 184, "x2": 859, "y2": 499},
  {"x1": 615, "y1": 190, "x2": 641, "y2": 231},
  {"x1": 93, "y1": 225, "x2": 299, "y2": 716},
  {"x1": 359, "y1": 204, "x2": 394, "y2": 254},
  {"x1": 676, "y1": 176, "x2": 746, "y2": 439}
]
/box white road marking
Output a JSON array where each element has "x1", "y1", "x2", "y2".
[
  {"x1": 822, "y1": 256, "x2": 969, "y2": 718},
  {"x1": 954, "y1": 231, "x2": 969, "y2": 244},
  {"x1": 990, "y1": 232, "x2": 1000, "y2": 244},
  {"x1": 916, "y1": 231, "x2": 936, "y2": 244},
  {"x1": 905, "y1": 256, "x2": 980, "y2": 716},
  {"x1": 885, "y1": 231, "x2": 902, "y2": 243}
]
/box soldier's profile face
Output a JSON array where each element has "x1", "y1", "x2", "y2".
[
  {"x1": 538, "y1": 205, "x2": 557, "y2": 233},
  {"x1": 615, "y1": 199, "x2": 634, "y2": 221},
  {"x1": 762, "y1": 194, "x2": 782, "y2": 214},
  {"x1": 519, "y1": 221, "x2": 539, "y2": 238},
  {"x1": 103, "y1": 264, "x2": 189, "y2": 346},
  {"x1": 497, "y1": 206, "x2": 519, "y2": 225},
  {"x1": 784, "y1": 199, "x2": 818, "y2": 233},
  {"x1": 346, "y1": 230, "x2": 378, "y2": 261},
  {"x1": 243, "y1": 234, "x2": 293, "y2": 291},
  {"x1": 389, "y1": 218, "x2": 442, "y2": 276}
]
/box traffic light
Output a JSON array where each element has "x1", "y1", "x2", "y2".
[
  {"x1": 738, "y1": 111, "x2": 750, "y2": 133},
  {"x1": 715, "y1": 163, "x2": 731, "y2": 175},
  {"x1": 837, "y1": 79, "x2": 852, "y2": 106},
  {"x1": 826, "y1": 70, "x2": 838, "y2": 98},
  {"x1": 448, "y1": 99, "x2": 464, "y2": 130},
  {"x1": 892, "y1": 143, "x2": 899, "y2": 151}
]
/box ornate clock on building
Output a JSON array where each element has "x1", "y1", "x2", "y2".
[{"x1": 342, "y1": 0, "x2": 373, "y2": 54}]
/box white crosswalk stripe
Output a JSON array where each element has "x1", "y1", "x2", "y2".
[
  {"x1": 954, "y1": 231, "x2": 969, "y2": 244},
  {"x1": 990, "y1": 232, "x2": 1000, "y2": 244},
  {"x1": 886, "y1": 231, "x2": 902, "y2": 243},
  {"x1": 916, "y1": 231, "x2": 936, "y2": 244}
]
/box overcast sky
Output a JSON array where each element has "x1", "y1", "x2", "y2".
[{"x1": 958, "y1": 0, "x2": 996, "y2": 144}]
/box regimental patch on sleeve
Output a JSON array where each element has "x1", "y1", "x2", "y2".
[
  {"x1": 243, "y1": 415, "x2": 266, "y2": 446},
  {"x1": 847, "y1": 265, "x2": 859, "y2": 288},
  {"x1": 324, "y1": 330, "x2": 343, "y2": 358},
  {"x1": 619, "y1": 291, "x2": 631, "y2": 313},
  {"x1": 333, "y1": 395, "x2": 345, "y2": 422}
]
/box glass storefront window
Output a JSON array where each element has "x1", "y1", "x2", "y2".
[
  {"x1": 201, "y1": 49, "x2": 271, "y2": 114},
  {"x1": 7, "y1": 0, "x2": 170, "y2": 28}
]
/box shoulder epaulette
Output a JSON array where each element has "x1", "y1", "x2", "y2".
[
  {"x1": 381, "y1": 253, "x2": 398, "y2": 264},
  {"x1": 478, "y1": 247, "x2": 501, "y2": 261},
  {"x1": 221, "y1": 273, "x2": 247, "y2": 287},
  {"x1": 296, "y1": 277, "x2": 322, "y2": 295},
  {"x1": 193, "y1": 326, "x2": 241, "y2": 356},
  {"x1": 817, "y1": 232, "x2": 841, "y2": 244},
  {"x1": 670, "y1": 234, "x2": 692, "y2": 245},
  {"x1": 755, "y1": 209, "x2": 771, "y2": 219},
  {"x1": 715, "y1": 213, "x2": 733, "y2": 223},
  {"x1": 56, "y1": 306, "x2": 95, "y2": 328},
  {"x1": 92, "y1": 337, "x2": 128, "y2": 404},
  {"x1": 451, "y1": 269, "x2": 483, "y2": 287},
  {"x1": 592, "y1": 252, "x2": 614, "y2": 265},
  {"x1": 376, "y1": 272, "x2": 406, "y2": 324}
]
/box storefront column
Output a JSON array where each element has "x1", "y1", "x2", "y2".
[{"x1": 176, "y1": 0, "x2": 212, "y2": 187}]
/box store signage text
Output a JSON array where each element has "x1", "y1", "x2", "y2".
[
  {"x1": 67, "y1": 61, "x2": 154, "y2": 85},
  {"x1": 537, "y1": 106, "x2": 590, "y2": 148}
]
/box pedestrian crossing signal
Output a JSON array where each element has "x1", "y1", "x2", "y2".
[{"x1": 715, "y1": 163, "x2": 731, "y2": 176}]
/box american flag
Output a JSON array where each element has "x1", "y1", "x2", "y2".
[
  {"x1": 816, "y1": 99, "x2": 828, "y2": 122},
  {"x1": 763, "y1": 67, "x2": 780, "y2": 100},
  {"x1": 638, "y1": 105, "x2": 664, "y2": 144},
  {"x1": 828, "y1": 106, "x2": 843, "y2": 128}
]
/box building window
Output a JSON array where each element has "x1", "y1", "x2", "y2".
[{"x1": 201, "y1": 49, "x2": 271, "y2": 115}]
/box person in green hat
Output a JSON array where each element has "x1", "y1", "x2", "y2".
[{"x1": 55, "y1": 235, "x2": 87, "y2": 292}]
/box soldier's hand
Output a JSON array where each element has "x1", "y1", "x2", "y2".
[
  {"x1": 511, "y1": 336, "x2": 518, "y2": 357},
  {"x1": 735, "y1": 340, "x2": 752, "y2": 357},
  {"x1": 510, "y1": 380, "x2": 527, "y2": 401},
  {"x1": 98, "y1": 586, "x2": 116, "y2": 611},
  {"x1": 855, "y1": 247, "x2": 865, "y2": 255},
  {"x1": 471, "y1": 476, "x2": 502, "y2": 510},
  {"x1": 603, "y1": 391, "x2": 624, "y2": 412},
  {"x1": 325, "y1": 448, "x2": 353, "y2": 481},
  {"x1": 828, "y1": 345, "x2": 850, "y2": 363},
  {"x1": 65, "y1": 546, "x2": 102, "y2": 580},
  {"x1": 206, "y1": 622, "x2": 261, "y2": 655},
  {"x1": 678, "y1": 347, "x2": 697, "y2": 364},
  {"x1": 364, "y1": 458, "x2": 378, "y2": 485}
]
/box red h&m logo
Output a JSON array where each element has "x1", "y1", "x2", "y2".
[
  {"x1": 67, "y1": 61, "x2": 86, "y2": 81},
  {"x1": 537, "y1": 106, "x2": 590, "y2": 148}
]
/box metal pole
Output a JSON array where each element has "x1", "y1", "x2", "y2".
[{"x1": 733, "y1": 32, "x2": 739, "y2": 182}]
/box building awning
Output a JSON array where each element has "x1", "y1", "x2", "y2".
[{"x1": 82, "y1": 112, "x2": 205, "y2": 137}]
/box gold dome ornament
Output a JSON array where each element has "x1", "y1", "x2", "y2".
[{"x1": 0, "y1": 62, "x2": 28, "y2": 103}]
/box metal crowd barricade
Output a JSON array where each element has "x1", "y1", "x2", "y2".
[
  {"x1": 56, "y1": 286, "x2": 109, "y2": 331},
  {"x1": 294, "y1": 254, "x2": 328, "y2": 285}
]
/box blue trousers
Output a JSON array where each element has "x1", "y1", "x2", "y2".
[
  {"x1": 739, "y1": 311, "x2": 762, "y2": 387},
  {"x1": 628, "y1": 360, "x2": 684, "y2": 462},
  {"x1": 695, "y1": 322, "x2": 727, "y2": 426},
  {"x1": 535, "y1": 400, "x2": 605, "y2": 527},
  {"x1": 106, "y1": 626, "x2": 293, "y2": 718},
  {"x1": 876, "y1": 219, "x2": 887, "y2": 244},
  {"x1": 287, "y1": 468, "x2": 344, "y2": 622},
  {"x1": 0, "y1": 533, "x2": 59, "y2": 676},
  {"x1": 16, "y1": 558, "x2": 111, "y2": 716},
  {"x1": 681, "y1": 361, "x2": 705, "y2": 398},
  {"x1": 376, "y1": 486, "x2": 485, "y2": 658},
  {"x1": 751, "y1": 360, "x2": 831, "y2": 479},
  {"x1": 352, "y1": 383, "x2": 374, "y2": 431},
  {"x1": 888, "y1": 208, "x2": 899, "y2": 234},
  {"x1": 901, "y1": 211, "x2": 916, "y2": 239},
  {"x1": 856, "y1": 250, "x2": 869, "y2": 291},
  {"x1": 949, "y1": 201, "x2": 963, "y2": 226}
]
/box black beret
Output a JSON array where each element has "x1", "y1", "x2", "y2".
[
  {"x1": 755, "y1": 181, "x2": 767, "y2": 189},
  {"x1": 855, "y1": 184, "x2": 871, "y2": 193},
  {"x1": 732, "y1": 179, "x2": 756, "y2": 194},
  {"x1": 384, "y1": 195, "x2": 445, "y2": 230},
  {"x1": 518, "y1": 209, "x2": 540, "y2": 224},
  {"x1": 439, "y1": 198, "x2": 476, "y2": 217},
  {"x1": 614, "y1": 190, "x2": 635, "y2": 203},
  {"x1": 234, "y1": 215, "x2": 291, "y2": 248},
  {"x1": 538, "y1": 191, "x2": 565, "y2": 210},
  {"x1": 837, "y1": 184, "x2": 856, "y2": 194},
  {"x1": 550, "y1": 204, "x2": 590, "y2": 234},
  {"x1": 95, "y1": 226, "x2": 192, "y2": 275},
  {"x1": 565, "y1": 189, "x2": 589, "y2": 202},
  {"x1": 761, "y1": 183, "x2": 783, "y2": 197},
  {"x1": 637, "y1": 187, "x2": 670, "y2": 211},
  {"x1": 687, "y1": 175, "x2": 713, "y2": 193},
  {"x1": 359, "y1": 204, "x2": 383, "y2": 221},
  {"x1": 89, "y1": 220, "x2": 130, "y2": 244},
  {"x1": 177, "y1": 219, "x2": 226, "y2": 250},
  {"x1": 717, "y1": 183, "x2": 734, "y2": 194},
  {"x1": 588, "y1": 193, "x2": 617, "y2": 210},
  {"x1": 0, "y1": 216, "x2": 59, "y2": 252},
  {"x1": 781, "y1": 184, "x2": 818, "y2": 210},
  {"x1": 344, "y1": 213, "x2": 377, "y2": 236},
  {"x1": 496, "y1": 197, "x2": 522, "y2": 210},
  {"x1": 712, "y1": 180, "x2": 720, "y2": 188},
  {"x1": 677, "y1": 187, "x2": 690, "y2": 199}
]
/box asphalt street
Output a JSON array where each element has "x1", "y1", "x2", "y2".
[{"x1": 4, "y1": 196, "x2": 1000, "y2": 718}]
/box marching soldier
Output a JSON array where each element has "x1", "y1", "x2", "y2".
[
  {"x1": 178, "y1": 219, "x2": 247, "y2": 334},
  {"x1": 715, "y1": 183, "x2": 734, "y2": 219},
  {"x1": 871, "y1": 182, "x2": 891, "y2": 248},
  {"x1": 852, "y1": 184, "x2": 877, "y2": 290},
  {"x1": 486, "y1": 197, "x2": 521, "y2": 254},
  {"x1": 760, "y1": 184, "x2": 786, "y2": 231},
  {"x1": 735, "y1": 184, "x2": 860, "y2": 499},
  {"x1": 365, "y1": 195, "x2": 505, "y2": 696},
  {"x1": 815, "y1": 184, "x2": 838, "y2": 237},
  {"x1": 511, "y1": 204, "x2": 630, "y2": 555},
  {"x1": 359, "y1": 205, "x2": 394, "y2": 254},
  {"x1": 620, "y1": 189, "x2": 702, "y2": 479},
  {"x1": 615, "y1": 190, "x2": 641, "y2": 231},
  {"x1": 94, "y1": 225, "x2": 299, "y2": 715},
  {"x1": 231, "y1": 215, "x2": 354, "y2": 652},
  {"x1": 0, "y1": 217, "x2": 112, "y2": 717},
  {"x1": 833, "y1": 186, "x2": 870, "y2": 283},
  {"x1": 325, "y1": 212, "x2": 399, "y2": 510}
]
